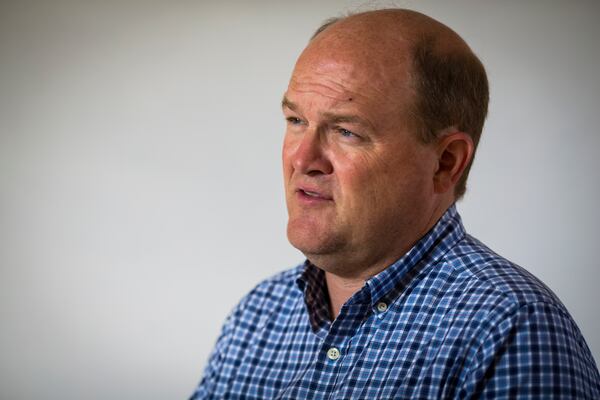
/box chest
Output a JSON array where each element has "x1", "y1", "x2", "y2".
[{"x1": 217, "y1": 300, "x2": 479, "y2": 399}]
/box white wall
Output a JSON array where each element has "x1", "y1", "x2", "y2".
[{"x1": 1, "y1": 1, "x2": 598, "y2": 399}]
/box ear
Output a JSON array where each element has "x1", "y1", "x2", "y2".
[{"x1": 433, "y1": 131, "x2": 474, "y2": 194}]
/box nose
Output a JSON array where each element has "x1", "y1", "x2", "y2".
[{"x1": 290, "y1": 129, "x2": 333, "y2": 176}]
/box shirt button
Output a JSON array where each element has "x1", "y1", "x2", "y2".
[
  {"x1": 327, "y1": 347, "x2": 340, "y2": 360},
  {"x1": 376, "y1": 302, "x2": 388, "y2": 313}
]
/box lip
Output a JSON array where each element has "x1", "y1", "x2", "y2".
[{"x1": 295, "y1": 185, "x2": 333, "y2": 203}]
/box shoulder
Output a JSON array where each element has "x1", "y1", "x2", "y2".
[
  {"x1": 427, "y1": 232, "x2": 591, "y2": 356},
  {"x1": 437, "y1": 235, "x2": 600, "y2": 396},
  {"x1": 225, "y1": 264, "x2": 305, "y2": 328},
  {"x1": 443, "y1": 233, "x2": 566, "y2": 312},
  {"x1": 240, "y1": 264, "x2": 303, "y2": 306},
  {"x1": 189, "y1": 265, "x2": 306, "y2": 399}
]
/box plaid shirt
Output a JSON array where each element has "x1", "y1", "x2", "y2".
[{"x1": 190, "y1": 205, "x2": 600, "y2": 399}]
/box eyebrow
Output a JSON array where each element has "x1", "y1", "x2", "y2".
[
  {"x1": 281, "y1": 96, "x2": 298, "y2": 112},
  {"x1": 281, "y1": 95, "x2": 370, "y2": 127},
  {"x1": 321, "y1": 113, "x2": 366, "y2": 125}
]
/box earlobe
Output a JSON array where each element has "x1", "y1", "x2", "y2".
[{"x1": 433, "y1": 132, "x2": 474, "y2": 194}]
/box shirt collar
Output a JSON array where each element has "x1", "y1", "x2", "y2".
[
  {"x1": 296, "y1": 204, "x2": 465, "y2": 330},
  {"x1": 296, "y1": 261, "x2": 330, "y2": 335},
  {"x1": 363, "y1": 204, "x2": 465, "y2": 309}
]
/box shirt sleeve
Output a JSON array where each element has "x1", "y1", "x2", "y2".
[
  {"x1": 188, "y1": 305, "x2": 238, "y2": 400},
  {"x1": 460, "y1": 301, "x2": 600, "y2": 399}
]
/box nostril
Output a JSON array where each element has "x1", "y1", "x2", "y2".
[{"x1": 307, "y1": 170, "x2": 325, "y2": 177}]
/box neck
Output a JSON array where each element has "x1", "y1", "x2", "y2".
[{"x1": 325, "y1": 272, "x2": 365, "y2": 319}]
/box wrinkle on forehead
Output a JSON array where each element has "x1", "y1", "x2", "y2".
[
  {"x1": 286, "y1": 79, "x2": 401, "y2": 136},
  {"x1": 291, "y1": 62, "x2": 354, "y2": 95},
  {"x1": 285, "y1": 81, "x2": 378, "y2": 131},
  {"x1": 289, "y1": 53, "x2": 410, "y2": 114},
  {"x1": 289, "y1": 63, "x2": 379, "y2": 104}
]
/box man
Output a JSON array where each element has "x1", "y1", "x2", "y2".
[{"x1": 191, "y1": 9, "x2": 600, "y2": 399}]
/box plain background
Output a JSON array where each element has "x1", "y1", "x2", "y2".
[{"x1": 1, "y1": 1, "x2": 599, "y2": 399}]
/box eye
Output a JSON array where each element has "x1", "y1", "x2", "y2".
[
  {"x1": 337, "y1": 127, "x2": 360, "y2": 139},
  {"x1": 286, "y1": 116, "x2": 304, "y2": 126}
]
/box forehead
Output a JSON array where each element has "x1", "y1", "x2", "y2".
[
  {"x1": 289, "y1": 60, "x2": 372, "y2": 102},
  {"x1": 296, "y1": 34, "x2": 410, "y2": 85},
  {"x1": 285, "y1": 45, "x2": 416, "y2": 129}
]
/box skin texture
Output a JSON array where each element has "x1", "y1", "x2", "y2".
[{"x1": 282, "y1": 10, "x2": 474, "y2": 318}]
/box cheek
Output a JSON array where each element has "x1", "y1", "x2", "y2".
[
  {"x1": 334, "y1": 153, "x2": 382, "y2": 205},
  {"x1": 337, "y1": 150, "x2": 430, "y2": 211}
]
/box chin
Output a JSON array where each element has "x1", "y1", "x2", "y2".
[{"x1": 287, "y1": 220, "x2": 342, "y2": 258}]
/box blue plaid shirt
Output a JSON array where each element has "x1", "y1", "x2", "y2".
[{"x1": 191, "y1": 205, "x2": 600, "y2": 399}]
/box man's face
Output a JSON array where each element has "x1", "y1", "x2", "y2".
[{"x1": 282, "y1": 42, "x2": 440, "y2": 276}]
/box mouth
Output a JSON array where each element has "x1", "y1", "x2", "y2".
[
  {"x1": 295, "y1": 187, "x2": 333, "y2": 202},
  {"x1": 302, "y1": 189, "x2": 322, "y2": 198}
]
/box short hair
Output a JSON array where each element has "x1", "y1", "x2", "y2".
[
  {"x1": 311, "y1": 13, "x2": 489, "y2": 199},
  {"x1": 411, "y1": 34, "x2": 489, "y2": 198}
]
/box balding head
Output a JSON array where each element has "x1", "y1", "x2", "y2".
[
  {"x1": 311, "y1": 9, "x2": 469, "y2": 48},
  {"x1": 302, "y1": 9, "x2": 489, "y2": 198}
]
